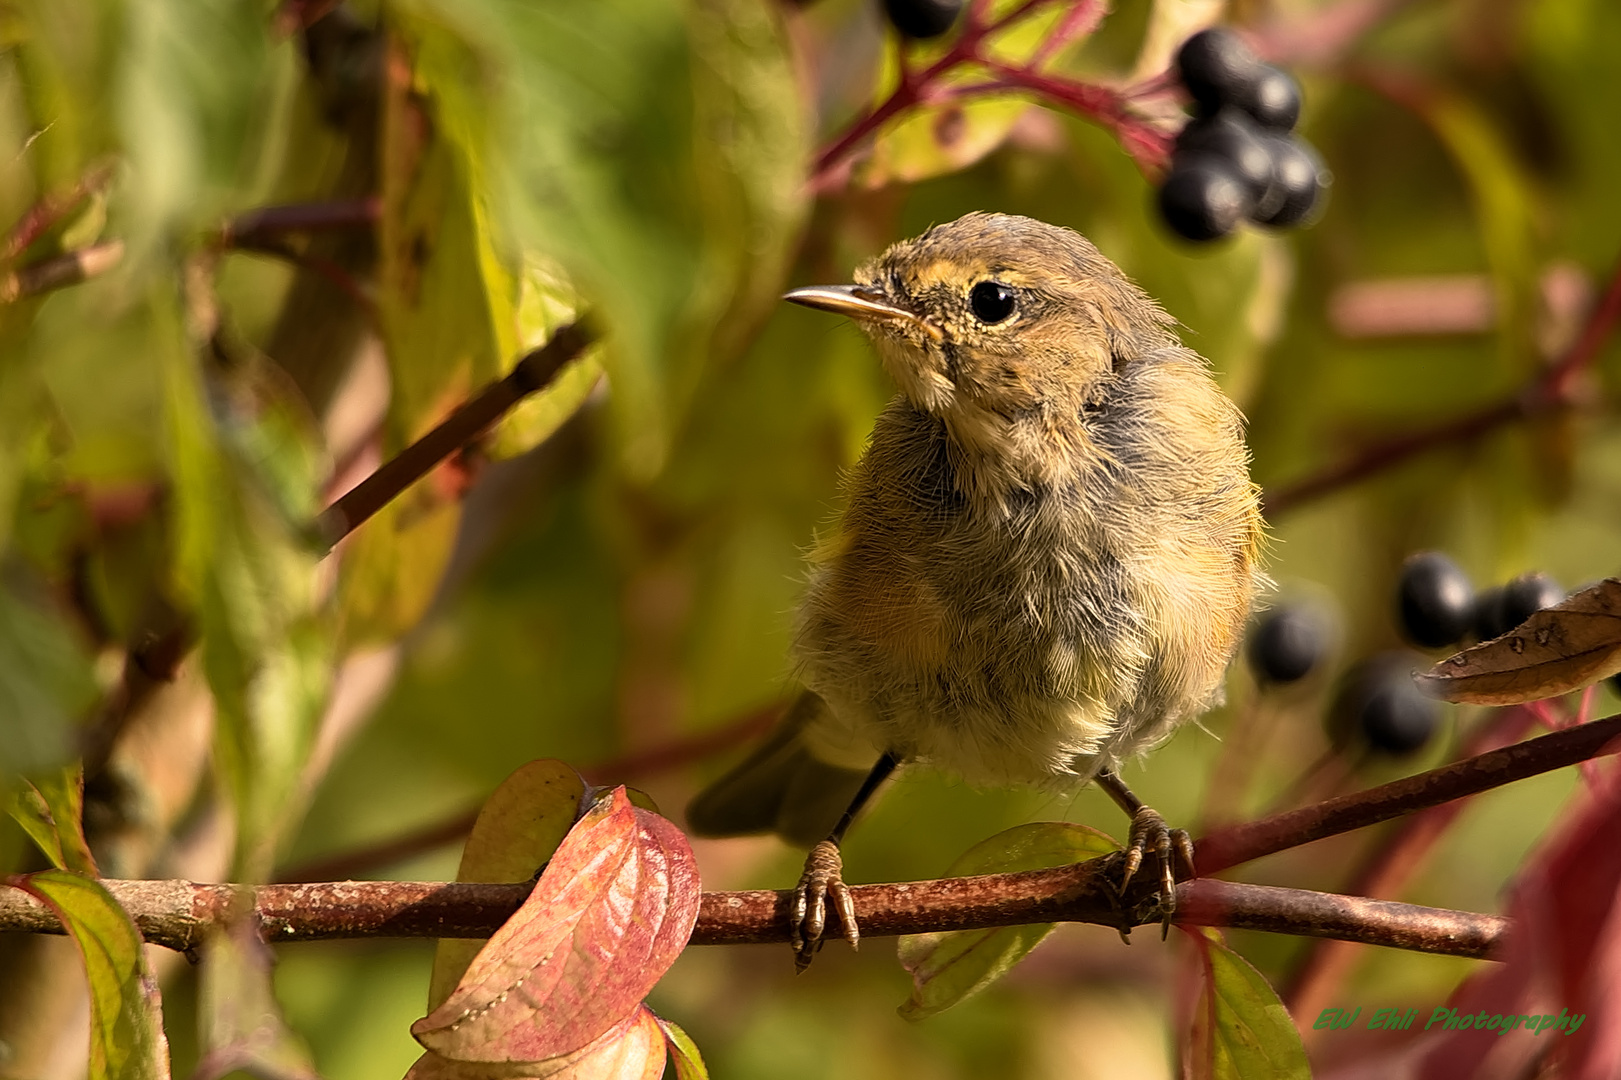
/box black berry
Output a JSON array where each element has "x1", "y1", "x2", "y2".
[
  {"x1": 1158, "y1": 161, "x2": 1248, "y2": 241},
  {"x1": 1254, "y1": 136, "x2": 1324, "y2": 227},
  {"x1": 1176, "y1": 28, "x2": 1262, "y2": 117},
  {"x1": 1175, "y1": 110, "x2": 1275, "y2": 207},
  {"x1": 1247, "y1": 606, "x2": 1328, "y2": 685},
  {"x1": 1331, "y1": 653, "x2": 1441, "y2": 756},
  {"x1": 882, "y1": 0, "x2": 962, "y2": 40},
  {"x1": 1476, "y1": 572, "x2": 1564, "y2": 640},
  {"x1": 1240, "y1": 65, "x2": 1302, "y2": 131},
  {"x1": 1397, "y1": 552, "x2": 1475, "y2": 649}
]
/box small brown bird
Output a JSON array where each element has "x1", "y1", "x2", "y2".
[{"x1": 687, "y1": 212, "x2": 1264, "y2": 968}]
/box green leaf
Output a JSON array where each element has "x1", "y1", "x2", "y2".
[
  {"x1": 196, "y1": 919, "x2": 319, "y2": 1080},
  {"x1": 427, "y1": 759, "x2": 588, "y2": 1011},
  {"x1": 655, "y1": 1015, "x2": 709, "y2": 1080},
  {"x1": 8, "y1": 763, "x2": 97, "y2": 874},
  {"x1": 391, "y1": 0, "x2": 808, "y2": 476},
  {"x1": 157, "y1": 294, "x2": 332, "y2": 880},
  {"x1": 896, "y1": 821, "x2": 1119, "y2": 1020},
  {"x1": 1184, "y1": 928, "x2": 1310, "y2": 1080},
  {"x1": 0, "y1": 582, "x2": 93, "y2": 784},
  {"x1": 15, "y1": 870, "x2": 171, "y2": 1080}
]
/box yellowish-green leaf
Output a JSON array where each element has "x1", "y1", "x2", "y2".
[
  {"x1": 1185, "y1": 927, "x2": 1309, "y2": 1080},
  {"x1": 655, "y1": 1015, "x2": 708, "y2": 1080},
  {"x1": 17, "y1": 870, "x2": 171, "y2": 1080},
  {"x1": 9, "y1": 763, "x2": 96, "y2": 873},
  {"x1": 427, "y1": 759, "x2": 588, "y2": 1010},
  {"x1": 897, "y1": 821, "x2": 1119, "y2": 1020},
  {"x1": 1417, "y1": 578, "x2": 1621, "y2": 705},
  {"x1": 488, "y1": 256, "x2": 602, "y2": 460}
]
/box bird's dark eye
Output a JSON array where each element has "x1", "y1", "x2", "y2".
[{"x1": 969, "y1": 280, "x2": 1017, "y2": 324}]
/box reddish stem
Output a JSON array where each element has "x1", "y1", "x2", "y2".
[
  {"x1": 809, "y1": 0, "x2": 1151, "y2": 191},
  {"x1": 1283, "y1": 704, "x2": 1539, "y2": 1018},
  {"x1": 1264, "y1": 251, "x2": 1621, "y2": 516}
]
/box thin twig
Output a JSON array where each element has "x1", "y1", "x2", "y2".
[
  {"x1": 0, "y1": 241, "x2": 125, "y2": 303},
  {"x1": 273, "y1": 703, "x2": 781, "y2": 882},
  {"x1": 1195, "y1": 711, "x2": 1621, "y2": 875},
  {"x1": 1263, "y1": 213, "x2": 1621, "y2": 517},
  {"x1": 2, "y1": 160, "x2": 117, "y2": 264},
  {"x1": 219, "y1": 198, "x2": 380, "y2": 246},
  {"x1": 0, "y1": 873, "x2": 1506, "y2": 959},
  {"x1": 316, "y1": 321, "x2": 596, "y2": 546},
  {"x1": 228, "y1": 236, "x2": 376, "y2": 316},
  {"x1": 1282, "y1": 704, "x2": 1539, "y2": 1017},
  {"x1": 807, "y1": 0, "x2": 1171, "y2": 190}
]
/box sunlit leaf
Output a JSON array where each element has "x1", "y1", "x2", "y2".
[
  {"x1": 897, "y1": 821, "x2": 1119, "y2": 1020},
  {"x1": 404, "y1": 1006, "x2": 666, "y2": 1080},
  {"x1": 14, "y1": 870, "x2": 171, "y2": 1080},
  {"x1": 196, "y1": 919, "x2": 320, "y2": 1080},
  {"x1": 1416, "y1": 579, "x2": 1621, "y2": 705},
  {"x1": 1184, "y1": 928, "x2": 1309, "y2": 1080},
  {"x1": 488, "y1": 256, "x2": 603, "y2": 461},
  {"x1": 412, "y1": 787, "x2": 700, "y2": 1063},
  {"x1": 8, "y1": 763, "x2": 96, "y2": 874},
  {"x1": 429, "y1": 760, "x2": 589, "y2": 1011},
  {"x1": 655, "y1": 1015, "x2": 709, "y2": 1080},
  {"x1": 392, "y1": 0, "x2": 807, "y2": 476}
]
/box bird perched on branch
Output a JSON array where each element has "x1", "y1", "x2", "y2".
[{"x1": 687, "y1": 212, "x2": 1265, "y2": 969}]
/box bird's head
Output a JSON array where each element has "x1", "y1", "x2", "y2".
[{"x1": 786, "y1": 212, "x2": 1177, "y2": 431}]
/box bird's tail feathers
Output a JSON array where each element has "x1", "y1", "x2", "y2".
[{"x1": 685, "y1": 691, "x2": 874, "y2": 848}]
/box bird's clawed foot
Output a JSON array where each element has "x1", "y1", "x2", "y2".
[
  {"x1": 1115, "y1": 805, "x2": 1196, "y2": 942},
  {"x1": 791, "y1": 839, "x2": 859, "y2": 972}
]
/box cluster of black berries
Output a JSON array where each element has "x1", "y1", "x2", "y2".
[
  {"x1": 1160, "y1": 28, "x2": 1326, "y2": 242},
  {"x1": 881, "y1": 0, "x2": 963, "y2": 40},
  {"x1": 1245, "y1": 603, "x2": 1440, "y2": 757},
  {"x1": 1396, "y1": 552, "x2": 1566, "y2": 650}
]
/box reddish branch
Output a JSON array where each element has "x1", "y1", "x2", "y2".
[
  {"x1": 1, "y1": 160, "x2": 117, "y2": 264},
  {"x1": 12, "y1": 710, "x2": 1617, "y2": 960},
  {"x1": 1196, "y1": 711, "x2": 1621, "y2": 874},
  {"x1": 1283, "y1": 704, "x2": 1541, "y2": 1014},
  {"x1": 0, "y1": 873, "x2": 1504, "y2": 961},
  {"x1": 218, "y1": 198, "x2": 380, "y2": 245},
  {"x1": 1263, "y1": 207, "x2": 1621, "y2": 517},
  {"x1": 316, "y1": 321, "x2": 596, "y2": 545}
]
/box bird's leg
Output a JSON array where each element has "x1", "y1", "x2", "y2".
[
  {"x1": 1095, "y1": 769, "x2": 1196, "y2": 941},
  {"x1": 792, "y1": 751, "x2": 900, "y2": 972}
]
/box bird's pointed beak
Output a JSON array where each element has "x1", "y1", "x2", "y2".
[{"x1": 784, "y1": 284, "x2": 942, "y2": 341}]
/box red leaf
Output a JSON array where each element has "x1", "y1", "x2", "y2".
[
  {"x1": 1412, "y1": 779, "x2": 1621, "y2": 1080},
  {"x1": 404, "y1": 1006, "x2": 667, "y2": 1080},
  {"x1": 412, "y1": 788, "x2": 700, "y2": 1064}
]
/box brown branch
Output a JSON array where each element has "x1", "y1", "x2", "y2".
[
  {"x1": 0, "y1": 872, "x2": 1505, "y2": 960},
  {"x1": 0, "y1": 241, "x2": 125, "y2": 303},
  {"x1": 1263, "y1": 250, "x2": 1621, "y2": 516},
  {"x1": 1195, "y1": 711, "x2": 1621, "y2": 875},
  {"x1": 315, "y1": 321, "x2": 596, "y2": 546}
]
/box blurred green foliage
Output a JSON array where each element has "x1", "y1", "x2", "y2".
[{"x1": 3, "y1": 0, "x2": 1621, "y2": 1076}]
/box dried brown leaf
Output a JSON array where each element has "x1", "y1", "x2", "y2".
[{"x1": 1416, "y1": 579, "x2": 1621, "y2": 705}]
